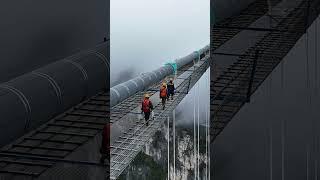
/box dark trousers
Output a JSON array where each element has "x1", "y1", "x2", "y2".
[
  {"x1": 144, "y1": 111, "x2": 150, "y2": 121},
  {"x1": 161, "y1": 97, "x2": 166, "y2": 109},
  {"x1": 144, "y1": 111, "x2": 151, "y2": 125}
]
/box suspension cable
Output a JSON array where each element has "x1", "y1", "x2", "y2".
[
  {"x1": 208, "y1": 69, "x2": 211, "y2": 180},
  {"x1": 315, "y1": 16, "x2": 319, "y2": 180},
  {"x1": 196, "y1": 75, "x2": 200, "y2": 179},
  {"x1": 208, "y1": 68, "x2": 211, "y2": 180},
  {"x1": 315, "y1": 17, "x2": 318, "y2": 95},
  {"x1": 173, "y1": 109, "x2": 175, "y2": 180},
  {"x1": 307, "y1": 145, "x2": 310, "y2": 180},
  {"x1": 305, "y1": 1, "x2": 311, "y2": 179},
  {"x1": 313, "y1": 15, "x2": 319, "y2": 180},
  {"x1": 167, "y1": 116, "x2": 170, "y2": 180},
  {"x1": 268, "y1": 71, "x2": 273, "y2": 180},
  {"x1": 193, "y1": 79, "x2": 197, "y2": 180},
  {"x1": 305, "y1": 0, "x2": 311, "y2": 105}
]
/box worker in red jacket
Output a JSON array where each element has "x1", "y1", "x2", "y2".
[
  {"x1": 141, "y1": 93, "x2": 153, "y2": 126},
  {"x1": 100, "y1": 123, "x2": 110, "y2": 164}
]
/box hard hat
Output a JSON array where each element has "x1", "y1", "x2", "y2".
[
  {"x1": 144, "y1": 93, "x2": 150, "y2": 98},
  {"x1": 170, "y1": 78, "x2": 173, "y2": 81},
  {"x1": 162, "y1": 82, "x2": 167, "y2": 86}
]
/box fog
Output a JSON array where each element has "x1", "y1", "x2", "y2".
[
  {"x1": 110, "y1": 0, "x2": 209, "y2": 86},
  {"x1": 175, "y1": 68, "x2": 210, "y2": 127}
]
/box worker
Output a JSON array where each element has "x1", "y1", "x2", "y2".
[
  {"x1": 160, "y1": 82, "x2": 168, "y2": 110},
  {"x1": 167, "y1": 78, "x2": 175, "y2": 100},
  {"x1": 100, "y1": 123, "x2": 110, "y2": 164},
  {"x1": 141, "y1": 93, "x2": 153, "y2": 126}
]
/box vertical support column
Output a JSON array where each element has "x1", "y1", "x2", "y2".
[
  {"x1": 207, "y1": 69, "x2": 210, "y2": 180},
  {"x1": 209, "y1": 0, "x2": 215, "y2": 179},
  {"x1": 167, "y1": 116, "x2": 170, "y2": 180},
  {"x1": 173, "y1": 110, "x2": 176, "y2": 180},
  {"x1": 304, "y1": 1, "x2": 312, "y2": 178},
  {"x1": 206, "y1": 82, "x2": 208, "y2": 179},
  {"x1": 193, "y1": 79, "x2": 197, "y2": 179},
  {"x1": 315, "y1": 16, "x2": 319, "y2": 95},
  {"x1": 197, "y1": 82, "x2": 200, "y2": 179},
  {"x1": 307, "y1": 145, "x2": 310, "y2": 180},
  {"x1": 269, "y1": 123, "x2": 273, "y2": 180},
  {"x1": 315, "y1": 15, "x2": 319, "y2": 180},
  {"x1": 281, "y1": 118, "x2": 286, "y2": 180}
]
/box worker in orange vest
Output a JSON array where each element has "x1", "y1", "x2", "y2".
[
  {"x1": 100, "y1": 123, "x2": 110, "y2": 164},
  {"x1": 160, "y1": 82, "x2": 168, "y2": 110},
  {"x1": 141, "y1": 93, "x2": 153, "y2": 126}
]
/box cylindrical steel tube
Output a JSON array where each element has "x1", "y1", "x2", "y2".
[
  {"x1": 0, "y1": 42, "x2": 109, "y2": 147},
  {"x1": 110, "y1": 45, "x2": 209, "y2": 107}
]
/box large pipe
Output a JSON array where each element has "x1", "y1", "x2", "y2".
[
  {"x1": 0, "y1": 42, "x2": 109, "y2": 147},
  {"x1": 110, "y1": 45, "x2": 209, "y2": 107}
]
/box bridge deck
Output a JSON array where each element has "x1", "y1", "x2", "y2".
[
  {"x1": 109, "y1": 0, "x2": 291, "y2": 178},
  {"x1": 211, "y1": 0, "x2": 320, "y2": 141},
  {"x1": 0, "y1": 0, "x2": 315, "y2": 179},
  {"x1": 110, "y1": 61, "x2": 196, "y2": 124},
  {"x1": 109, "y1": 54, "x2": 209, "y2": 179},
  {"x1": 0, "y1": 92, "x2": 109, "y2": 179}
]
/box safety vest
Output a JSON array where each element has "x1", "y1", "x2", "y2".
[
  {"x1": 142, "y1": 99, "x2": 151, "y2": 112},
  {"x1": 160, "y1": 86, "x2": 167, "y2": 98}
]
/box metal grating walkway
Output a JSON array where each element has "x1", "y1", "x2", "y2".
[
  {"x1": 211, "y1": 0, "x2": 282, "y2": 50},
  {"x1": 110, "y1": 62, "x2": 195, "y2": 124},
  {"x1": 0, "y1": 91, "x2": 109, "y2": 179},
  {"x1": 211, "y1": 0, "x2": 320, "y2": 141},
  {"x1": 109, "y1": 0, "x2": 290, "y2": 178},
  {"x1": 110, "y1": 55, "x2": 210, "y2": 179}
]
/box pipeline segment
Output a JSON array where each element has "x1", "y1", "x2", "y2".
[
  {"x1": 0, "y1": 42, "x2": 109, "y2": 147},
  {"x1": 110, "y1": 45, "x2": 209, "y2": 107}
]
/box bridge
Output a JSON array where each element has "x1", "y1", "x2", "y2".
[
  {"x1": 210, "y1": 0, "x2": 320, "y2": 141},
  {"x1": 0, "y1": 0, "x2": 318, "y2": 179},
  {"x1": 109, "y1": 0, "x2": 320, "y2": 179}
]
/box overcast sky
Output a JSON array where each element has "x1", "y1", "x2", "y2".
[{"x1": 110, "y1": 0, "x2": 209, "y2": 86}]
